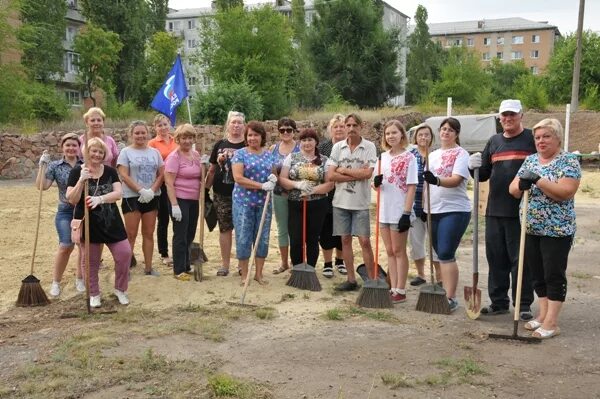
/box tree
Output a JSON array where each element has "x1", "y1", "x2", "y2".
[
  {"x1": 192, "y1": 80, "x2": 263, "y2": 124},
  {"x1": 291, "y1": 0, "x2": 306, "y2": 42},
  {"x1": 141, "y1": 31, "x2": 180, "y2": 105},
  {"x1": 0, "y1": 0, "x2": 19, "y2": 58},
  {"x1": 486, "y1": 58, "x2": 530, "y2": 100},
  {"x1": 73, "y1": 24, "x2": 123, "y2": 106},
  {"x1": 147, "y1": 0, "x2": 169, "y2": 33},
  {"x1": 405, "y1": 5, "x2": 445, "y2": 104},
  {"x1": 198, "y1": 5, "x2": 295, "y2": 118},
  {"x1": 215, "y1": 0, "x2": 243, "y2": 11},
  {"x1": 306, "y1": 0, "x2": 402, "y2": 107},
  {"x1": 17, "y1": 0, "x2": 66, "y2": 82},
  {"x1": 80, "y1": 0, "x2": 151, "y2": 103},
  {"x1": 544, "y1": 31, "x2": 600, "y2": 103}
]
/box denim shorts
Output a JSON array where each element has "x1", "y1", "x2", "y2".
[
  {"x1": 380, "y1": 222, "x2": 400, "y2": 232},
  {"x1": 55, "y1": 202, "x2": 75, "y2": 247},
  {"x1": 332, "y1": 207, "x2": 370, "y2": 237},
  {"x1": 430, "y1": 211, "x2": 471, "y2": 263},
  {"x1": 232, "y1": 202, "x2": 272, "y2": 260}
]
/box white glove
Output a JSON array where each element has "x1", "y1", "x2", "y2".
[
  {"x1": 137, "y1": 188, "x2": 154, "y2": 203},
  {"x1": 294, "y1": 180, "x2": 312, "y2": 192},
  {"x1": 39, "y1": 150, "x2": 51, "y2": 167},
  {"x1": 200, "y1": 154, "x2": 210, "y2": 165},
  {"x1": 267, "y1": 173, "x2": 278, "y2": 184},
  {"x1": 78, "y1": 167, "x2": 92, "y2": 183},
  {"x1": 468, "y1": 152, "x2": 482, "y2": 170},
  {"x1": 171, "y1": 205, "x2": 182, "y2": 222},
  {"x1": 86, "y1": 195, "x2": 104, "y2": 209},
  {"x1": 261, "y1": 181, "x2": 275, "y2": 192}
]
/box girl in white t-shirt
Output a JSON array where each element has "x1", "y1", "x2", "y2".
[
  {"x1": 422, "y1": 117, "x2": 472, "y2": 312},
  {"x1": 373, "y1": 120, "x2": 418, "y2": 303}
]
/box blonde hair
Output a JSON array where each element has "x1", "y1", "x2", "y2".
[
  {"x1": 153, "y1": 113, "x2": 170, "y2": 127},
  {"x1": 83, "y1": 107, "x2": 106, "y2": 123},
  {"x1": 174, "y1": 123, "x2": 197, "y2": 144},
  {"x1": 86, "y1": 137, "x2": 108, "y2": 160},
  {"x1": 224, "y1": 111, "x2": 245, "y2": 137},
  {"x1": 411, "y1": 123, "x2": 435, "y2": 147},
  {"x1": 381, "y1": 120, "x2": 408, "y2": 151},
  {"x1": 533, "y1": 118, "x2": 564, "y2": 144},
  {"x1": 326, "y1": 114, "x2": 345, "y2": 138}
]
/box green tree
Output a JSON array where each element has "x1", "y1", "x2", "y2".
[
  {"x1": 515, "y1": 74, "x2": 548, "y2": 111},
  {"x1": 306, "y1": 0, "x2": 402, "y2": 107},
  {"x1": 486, "y1": 58, "x2": 530, "y2": 100},
  {"x1": 215, "y1": 0, "x2": 243, "y2": 11},
  {"x1": 17, "y1": 0, "x2": 67, "y2": 82},
  {"x1": 142, "y1": 31, "x2": 180, "y2": 105},
  {"x1": 544, "y1": 31, "x2": 600, "y2": 103},
  {"x1": 291, "y1": 0, "x2": 306, "y2": 42},
  {"x1": 405, "y1": 5, "x2": 445, "y2": 104},
  {"x1": 0, "y1": 0, "x2": 19, "y2": 57},
  {"x1": 73, "y1": 24, "x2": 123, "y2": 106},
  {"x1": 198, "y1": 5, "x2": 295, "y2": 118},
  {"x1": 147, "y1": 0, "x2": 169, "y2": 33},
  {"x1": 192, "y1": 80, "x2": 263, "y2": 124}
]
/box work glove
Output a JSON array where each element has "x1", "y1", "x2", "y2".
[
  {"x1": 86, "y1": 195, "x2": 104, "y2": 209},
  {"x1": 420, "y1": 212, "x2": 428, "y2": 223},
  {"x1": 397, "y1": 213, "x2": 412, "y2": 233},
  {"x1": 78, "y1": 167, "x2": 92, "y2": 183},
  {"x1": 294, "y1": 180, "x2": 312, "y2": 192},
  {"x1": 423, "y1": 171, "x2": 440, "y2": 186},
  {"x1": 518, "y1": 170, "x2": 541, "y2": 191},
  {"x1": 468, "y1": 152, "x2": 482, "y2": 170},
  {"x1": 39, "y1": 150, "x2": 51, "y2": 167},
  {"x1": 261, "y1": 181, "x2": 275, "y2": 192},
  {"x1": 171, "y1": 205, "x2": 182, "y2": 222},
  {"x1": 137, "y1": 188, "x2": 154, "y2": 203},
  {"x1": 373, "y1": 174, "x2": 383, "y2": 188},
  {"x1": 267, "y1": 173, "x2": 278, "y2": 184}
]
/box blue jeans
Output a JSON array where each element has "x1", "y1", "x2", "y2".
[
  {"x1": 233, "y1": 202, "x2": 272, "y2": 260},
  {"x1": 430, "y1": 212, "x2": 471, "y2": 263},
  {"x1": 55, "y1": 202, "x2": 75, "y2": 247}
]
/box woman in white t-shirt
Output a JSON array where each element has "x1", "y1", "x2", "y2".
[
  {"x1": 422, "y1": 117, "x2": 472, "y2": 312},
  {"x1": 117, "y1": 121, "x2": 164, "y2": 277},
  {"x1": 373, "y1": 120, "x2": 418, "y2": 304}
]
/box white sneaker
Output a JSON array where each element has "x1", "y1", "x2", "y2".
[
  {"x1": 90, "y1": 295, "x2": 101, "y2": 308},
  {"x1": 114, "y1": 289, "x2": 129, "y2": 305},
  {"x1": 75, "y1": 278, "x2": 86, "y2": 293},
  {"x1": 50, "y1": 281, "x2": 60, "y2": 297}
]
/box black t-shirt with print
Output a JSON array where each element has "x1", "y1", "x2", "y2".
[
  {"x1": 209, "y1": 139, "x2": 245, "y2": 196},
  {"x1": 67, "y1": 165, "x2": 128, "y2": 243}
]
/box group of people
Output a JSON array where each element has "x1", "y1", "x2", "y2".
[{"x1": 36, "y1": 100, "x2": 580, "y2": 339}]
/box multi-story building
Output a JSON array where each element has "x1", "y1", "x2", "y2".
[
  {"x1": 428, "y1": 17, "x2": 560, "y2": 74},
  {"x1": 166, "y1": 0, "x2": 409, "y2": 105}
]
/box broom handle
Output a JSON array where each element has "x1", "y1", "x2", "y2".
[
  {"x1": 425, "y1": 147, "x2": 436, "y2": 285},
  {"x1": 30, "y1": 164, "x2": 46, "y2": 275},
  {"x1": 374, "y1": 156, "x2": 381, "y2": 280},
  {"x1": 199, "y1": 134, "x2": 206, "y2": 246},
  {"x1": 83, "y1": 133, "x2": 91, "y2": 314},
  {"x1": 513, "y1": 189, "x2": 529, "y2": 325},
  {"x1": 302, "y1": 197, "x2": 307, "y2": 263}
]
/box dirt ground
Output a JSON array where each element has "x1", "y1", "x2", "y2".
[{"x1": 0, "y1": 171, "x2": 599, "y2": 398}]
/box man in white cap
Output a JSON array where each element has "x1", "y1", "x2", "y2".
[{"x1": 468, "y1": 99, "x2": 536, "y2": 320}]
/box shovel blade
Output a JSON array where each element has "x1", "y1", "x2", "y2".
[
  {"x1": 190, "y1": 242, "x2": 208, "y2": 264},
  {"x1": 464, "y1": 286, "x2": 482, "y2": 319}
]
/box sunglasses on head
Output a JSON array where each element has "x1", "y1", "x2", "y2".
[{"x1": 278, "y1": 127, "x2": 294, "y2": 133}]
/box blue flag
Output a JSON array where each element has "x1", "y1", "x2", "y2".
[{"x1": 150, "y1": 55, "x2": 188, "y2": 126}]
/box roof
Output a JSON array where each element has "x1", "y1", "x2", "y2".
[
  {"x1": 427, "y1": 17, "x2": 559, "y2": 36},
  {"x1": 167, "y1": 7, "x2": 213, "y2": 19}
]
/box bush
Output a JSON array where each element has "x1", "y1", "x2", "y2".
[
  {"x1": 191, "y1": 80, "x2": 263, "y2": 125},
  {"x1": 105, "y1": 94, "x2": 143, "y2": 121},
  {"x1": 515, "y1": 75, "x2": 548, "y2": 111},
  {"x1": 582, "y1": 85, "x2": 600, "y2": 111},
  {"x1": 25, "y1": 83, "x2": 69, "y2": 122}
]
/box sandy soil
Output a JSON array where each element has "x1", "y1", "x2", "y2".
[{"x1": 0, "y1": 172, "x2": 599, "y2": 398}]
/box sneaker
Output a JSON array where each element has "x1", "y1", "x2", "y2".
[
  {"x1": 90, "y1": 295, "x2": 101, "y2": 308},
  {"x1": 391, "y1": 292, "x2": 407, "y2": 303},
  {"x1": 174, "y1": 273, "x2": 191, "y2": 282},
  {"x1": 130, "y1": 255, "x2": 137, "y2": 268},
  {"x1": 334, "y1": 280, "x2": 359, "y2": 291},
  {"x1": 336, "y1": 263, "x2": 348, "y2": 275},
  {"x1": 448, "y1": 298, "x2": 459, "y2": 313},
  {"x1": 481, "y1": 305, "x2": 509, "y2": 315},
  {"x1": 75, "y1": 278, "x2": 86, "y2": 293},
  {"x1": 114, "y1": 289, "x2": 129, "y2": 305},
  {"x1": 49, "y1": 281, "x2": 60, "y2": 297},
  {"x1": 323, "y1": 266, "x2": 334, "y2": 278},
  {"x1": 161, "y1": 257, "x2": 173, "y2": 266},
  {"x1": 519, "y1": 309, "x2": 534, "y2": 321},
  {"x1": 410, "y1": 276, "x2": 426, "y2": 286},
  {"x1": 144, "y1": 269, "x2": 160, "y2": 277}
]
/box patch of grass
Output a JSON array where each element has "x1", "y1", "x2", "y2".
[
  {"x1": 323, "y1": 306, "x2": 398, "y2": 323},
  {"x1": 303, "y1": 293, "x2": 310, "y2": 300},
  {"x1": 255, "y1": 307, "x2": 276, "y2": 320},
  {"x1": 431, "y1": 357, "x2": 487, "y2": 385},
  {"x1": 278, "y1": 293, "x2": 296, "y2": 303},
  {"x1": 325, "y1": 308, "x2": 344, "y2": 321},
  {"x1": 571, "y1": 271, "x2": 593, "y2": 279},
  {"x1": 380, "y1": 372, "x2": 414, "y2": 388},
  {"x1": 176, "y1": 303, "x2": 211, "y2": 314},
  {"x1": 420, "y1": 372, "x2": 452, "y2": 386},
  {"x1": 207, "y1": 373, "x2": 273, "y2": 399}
]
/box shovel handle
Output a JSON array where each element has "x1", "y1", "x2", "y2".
[{"x1": 472, "y1": 168, "x2": 479, "y2": 274}]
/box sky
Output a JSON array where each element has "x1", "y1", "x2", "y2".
[{"x1": 168, "y1": 0, "x2": 600, "y2": 35}]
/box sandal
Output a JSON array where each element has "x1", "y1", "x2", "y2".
[
  {"x1": 254, "y1": 278, "x2": 268, "y2": 286},
  {"x1": 272, "y1": 265, "x2": 290, "y2": 275},
  {"x1": 336, "y1": 263, "x2": 347, "y2": 275},
  {"x1": 524, "y1": 319, "x2": 542, "y2": 331},
  {"x1": 216, "y1": 267, "x2": 229, "y2": 277},
  {"x1": 532, "y1": 326, "x2": 560, "y2": 339}
]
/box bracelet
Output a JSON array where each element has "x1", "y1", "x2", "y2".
[
  {"x1": 403, "y1": 211, "x2": 411, "y2": 216},
  {"x1": 100, "y1": 195, "x2": 105, "y2": 204},
  {"x1": 436, "y1": 177, "x2": 441, "y2": 187}
]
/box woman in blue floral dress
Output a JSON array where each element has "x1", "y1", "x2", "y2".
[{"x1": 509, "y1": 118, "x2": 581, "y2": 339}]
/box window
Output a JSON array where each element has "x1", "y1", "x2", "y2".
[
  {"x1": 530, "y1": 66, "x2": 539, "y2": 75},
  {"x1": 188, "y1": 19, "x2": 196, "y2": 30},
  {"x1": 64, "y1": 51, "x2": 79, "y2": 73},
  {"x1": 447, "y1": 38, "x2": 462, "y2": 47},
  {"x1": 483, "y1": 37, "x2": 491, "y2": 46},
  {"x1": 65, "y1": 26, "x2": 77, "y2": 42},
  {"x1": 65, "y1": 90, "x2": 81, "y2": 106},
  {"x1": 532, "y1": 34, "x2": 540, "y2": 43},
  {"x1": 187, "y1": 39, "x2": 197, "y2": 49},
  {"x1": 497, "y1": 37, "x2": 504, "y2": 45},
  {"x1": 67, "y1": 0, "x2": 78, "y2": 8},
  {"x1": 530, "y1": 50, "x2": 539, "y2": 59},
  {"x1": 188, "y1": 76, "x2": 197, "y2": 86},
  {"x1": 467, "y1": 38, "x2": 474, "y2": 47},
  {"x1": 482, "y1": 52, "x2": 491, "y2": 61},
  {"x1": 496, "y1": 52, "x2": 504, "y2": 60},
  {"x1": 511, "y1": 51, "x2": 523, "y2": 60},
  {"x1": 512, "y1": 35, "x2": 524, "y2": 44},
  {"x1": 167, "y1": 21, "x2": 181, "y2": 32},
  {"x1": 203, "y1": 75, "x2": 212, "y2": 86}
]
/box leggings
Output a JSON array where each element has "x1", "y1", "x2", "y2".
[
  {"x1": 273, "y1": 194, "x2": 290, "y2": 247},
  {"x1": 525, "y1": 234, "x2": 572, "y2": 302},
  {"x1": 79, "y1": 239, "x2": 131, "y2": 296},
  {"x1": 156, "y1": 183, "x2": 170, "y2": 258},
  {"x1": 171, "y1": 198, "x2": 199, "y2": 275},
  {"x1": 288, "y1": 198, "x2": 328, "y2": 267}
]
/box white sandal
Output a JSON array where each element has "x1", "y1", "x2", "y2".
[
  {"x1": 532, "y1": 326, "x2": 560, "y2": 339},
  {"x1": 524, "y1": 319, "x2": 542, "y2": 331}
]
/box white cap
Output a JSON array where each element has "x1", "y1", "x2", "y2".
[{"x1": 499, "y1": 99, "x2": 522, "y2": 114}]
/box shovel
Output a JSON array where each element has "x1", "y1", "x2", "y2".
[
  {"x1": 190, "y1": 140, "x2": 208, "y2": 281},
  {"x1": 464, "y1": 168, "x2": 482, "y2": 319}
]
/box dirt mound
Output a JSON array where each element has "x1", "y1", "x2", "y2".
[{"x1": 523, "y1": 111, "x2": 600, "y2": 153}]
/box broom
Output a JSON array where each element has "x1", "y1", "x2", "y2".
[
  {"x1": 16, "y1": 163, "x2": 51, "y2": 307},
  {"x1": 356, "y1": 156, "x2": 392, "y2": 308},
  {"x1": 286, "y1": 197, "x2": 321, "y2": 291},
  {"x1": 415, "y1": 147, "x2": 450, "y2": 315}
]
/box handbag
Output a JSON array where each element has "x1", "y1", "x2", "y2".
[{"x1": 70, "y1": 218, "x2": 83, "y2": 244}]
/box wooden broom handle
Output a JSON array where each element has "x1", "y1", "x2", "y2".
[
  {"x1": 30, "y1": 164, "x2": 46, "y2": 275},
  {"x1": 373, "y1": 156, "x2": 381, "y2": 279}
]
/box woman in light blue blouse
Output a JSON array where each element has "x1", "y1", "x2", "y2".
[{"x1": 509, "y1": 118, "x2": 580, "y2": 339}]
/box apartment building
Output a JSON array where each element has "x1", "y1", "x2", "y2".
[
  {"x1": 428, "y1": 17, "x2": 560, "y2": 74},
  {"x1": 166, "y1": 0, "x2": 409, "y2": 105}
]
